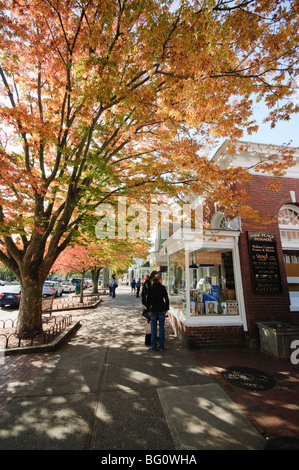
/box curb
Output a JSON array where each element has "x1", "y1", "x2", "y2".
[{"x1": 1, "y1": 321, "x2": 82, "y2": 356}]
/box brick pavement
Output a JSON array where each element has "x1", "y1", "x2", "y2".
[
  {"x1": 194, "y1": 348, "x2": 299, "y2": 441},
  {"x1": 0, "y1": 352, "x2": 52, "y2": 410},
  {"x1": 1, "y1": 340, "x2": 298, "y2": 443},
  {"x1": 0, "y1": 291, "x2": 266, "y2": 451},
  {"x1": 1, "y1": 298, "x2": 299, "y2": 446},
  {"x1": 0, "y1": 305, "x2": 94, "y2": 411}
]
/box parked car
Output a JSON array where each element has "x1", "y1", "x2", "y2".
[
  {"x1": 85, "y1": 279, "x2": 92, "y2": 288},
  {"x1": 43, "y1": 281, "x2": 63, "y2": 297},
  {"x1": 0, "y1": 284, "x2": 21, "y2": 308},
  {"x1": 61, "y1": 281, "x2": 75, "y2": 293},
  {"x1": 71, "y1": 278, "x2": 82, "y2": 285},
  {"x1": 0, "y1": 280, "x2": 6, "y2": 286}
]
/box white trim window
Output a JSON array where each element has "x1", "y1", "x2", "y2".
[
  {"x1": 211, "y1": 211, "x2": 227, "y2": 229},
  {"x1": 279, "y1": 205, "x2": 299, "y2": 248},
  {"x1": 164, "y1": 228, "x2": 247, "y2": 329},
  {"x1": 279, "y1": 204, "x2": 299, "y2": 311}
]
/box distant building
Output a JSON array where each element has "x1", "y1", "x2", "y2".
[{"x1": 128, "y1": 259, "x2": 150, "y2": 283}]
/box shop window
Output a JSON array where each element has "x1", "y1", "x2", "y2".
[
  {"x1": 169, "y1": 249, "x2": 186, "y2": 314},
  {"x1": 189, "y1": 250, "x2": 239, "y2": 316},
  {"x1": 279, "y1": 205, "x2": 299, "y2": 311}
]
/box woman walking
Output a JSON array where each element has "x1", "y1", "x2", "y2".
[{"x1": 146, "y1": 273, "x2": 169, "y2": 352}]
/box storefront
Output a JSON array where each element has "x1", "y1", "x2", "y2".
[
  {"x1": 144, "y1": 141, "x2": 299, "y2": 349},
  {"x1": 164, "y1": 227, "x2": 247, "y2": 349}
]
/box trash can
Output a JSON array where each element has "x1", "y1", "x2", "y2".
[{"x1": 76, "y1": 284, "x2": 81, "y2": 294}]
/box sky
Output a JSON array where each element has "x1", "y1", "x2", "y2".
[{"x1": 241, "y1": 98, "x2": 299, "y2": 148}]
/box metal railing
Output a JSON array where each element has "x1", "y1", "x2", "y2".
[
  {"x1": 52, "y1": 293, "x2": 102, "y2": 310},
  {"x1": 0, "y1": 314, "x2": 72, "y2": 349},
  {"x1": 0, "y1": 318, "x2": 16, "y2": 329}
]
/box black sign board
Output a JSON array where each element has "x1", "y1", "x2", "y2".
[{"x1": 248, "y1": 232, "x2": 282, "y2": 293}]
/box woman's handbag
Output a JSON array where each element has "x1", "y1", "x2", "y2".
[
  {"x1": 142, "y1": 308, "x2": 149, "y2": 320},
  {"x1": 145, "y1": 321, "x2": 151, "y2": 346}
]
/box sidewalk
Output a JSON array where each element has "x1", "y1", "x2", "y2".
[
  {"x1": 194, "y1": 348, "x2": 299, "y2": 444},
  {"x1": 0, "y1": 286, "x2": 297, "y2": 450}
]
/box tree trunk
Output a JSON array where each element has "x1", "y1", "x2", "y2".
[
  {"x1": 80, "y1": 270, "x2": 85, "y2": 303},
  {"x1": 17, "y1": 279, "x2": 44, "y2": 336},
  {"x1": 0, "y1": 204, "x2": 78, "y2": 336},
  {"x1": 91, "y1": 267, "x2": 102, "y2": 294}
]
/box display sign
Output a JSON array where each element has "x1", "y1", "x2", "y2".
[
  {"x1": 248, "y1": 232, "x2": 282, "y2": 293},
  {"x1": 194, "y1": 251, "x2": 222, "y2": 265}
]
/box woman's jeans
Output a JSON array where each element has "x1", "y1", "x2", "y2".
[{"x1": 150, "y1": 312, "x2": 166, "y2": 350}]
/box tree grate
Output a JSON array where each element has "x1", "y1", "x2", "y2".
[{"x1": 221, "y1": 366, "x2": 276, "y2": 391}]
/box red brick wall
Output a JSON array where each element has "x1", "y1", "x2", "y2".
[
  {"x1": 169, "y1": 313, "x2": 245, "y2": 349},
  {"x1": 237, "y1": 174, "x2": 299, "y2": 339}
]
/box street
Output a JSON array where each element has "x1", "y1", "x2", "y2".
[{"x1": 0, "y1": 283, "x2": 79, "y2": 322}]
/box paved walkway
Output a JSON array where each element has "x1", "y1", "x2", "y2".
[
  {"x1": 0, "y1": 286, "x2": 298, "y2": 451},
  {"x1": 195, "y1": 349, "x2": 299, "y2": 442}
]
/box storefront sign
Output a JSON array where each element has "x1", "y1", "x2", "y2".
[
  {"x1": 195, "y1": 251, "x2": 222, "y2": 265},
  {"x1": 248, "y1": 232, "x2": 282, "y2": 293}
]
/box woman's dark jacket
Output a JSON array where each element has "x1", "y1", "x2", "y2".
[
  {"x1": 141, "y1": 278, "x2": 151, "y2": 306},
  {"x1": 146, "y1": 284, "x2": 169, "y2": 313}
]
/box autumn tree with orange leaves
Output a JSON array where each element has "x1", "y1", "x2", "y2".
[
  {"x1": 53, "y1": 236, "x2": 150, "y2": 300},
  {"x1": 54, "y1": 244, "x2": 97, "y2": 302},
  {"x1": 0, "y1": 0, "x2": 298, "y2": 334}
]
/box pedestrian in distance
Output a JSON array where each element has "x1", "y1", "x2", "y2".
[
  {"x1": 130, "y1": 278, "x2": 136, "y2": 295},
  {"x1": 111, "y1": 276, "x2": 118, "y2": 298},
  {"x1": 146, "y1": 273, "x2": 169, "y2": 352}
]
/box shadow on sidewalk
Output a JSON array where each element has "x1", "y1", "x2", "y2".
[{"x1": 0, "y1": 286, "x2": 269, "y2": 450}]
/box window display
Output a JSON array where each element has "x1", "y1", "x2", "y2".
[
  {"x1": 168, "y1": 248, "x2": 240, "y2": 318},
  {"x1": 169, "y1": 249, "x2": 187, "y2": 314},
  {"x1": 189, "y1": 249, "x2": 239, "y2": 316}
]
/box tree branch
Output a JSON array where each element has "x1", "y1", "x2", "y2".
[{"x1": 0, "y1": 65, "x2": 31, "y2": 171}]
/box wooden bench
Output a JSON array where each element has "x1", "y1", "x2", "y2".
[{"x1": 42, "y1": 295, "x2": 54, "y2": 316}]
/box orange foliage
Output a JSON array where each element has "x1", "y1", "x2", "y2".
[
  {"x1": 53, "y1": 237, "x2": 150, "y2": 277},
  {"x1": 0, "y1": 0, "x2": 298, "y2": 279}
]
